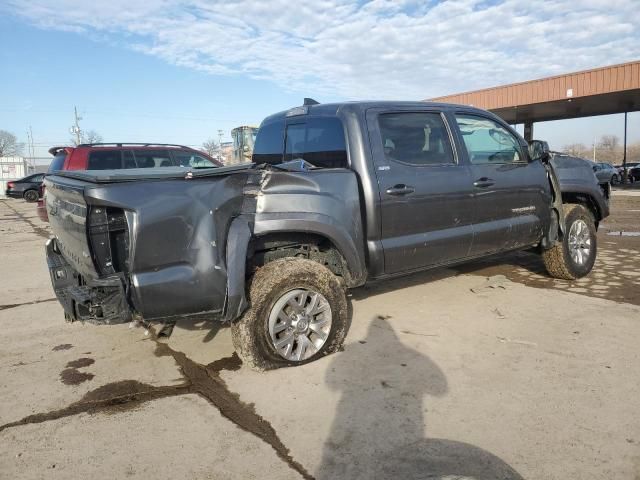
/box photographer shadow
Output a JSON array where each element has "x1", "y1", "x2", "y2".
[{"x1": 317, "y1": 317, "x2": 524, "y2": 480}]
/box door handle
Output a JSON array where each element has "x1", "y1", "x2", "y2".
[
  {"x1": 473, "y1": 177, "x2": 495, "y2": 188},
  {"x1": 385, "y1": 184, "x2": 415, "y2": 196}
]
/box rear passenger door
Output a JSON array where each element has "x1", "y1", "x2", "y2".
[
  {"x1": 367, "y1": 108, "x2": 475, "y2": 274},
  {"x1": 452, "y1": 112, "x2": 550, "y2": 255}
]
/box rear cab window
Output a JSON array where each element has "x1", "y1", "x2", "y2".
[
  {"x1": 253, "y1": 119, "x2": 285, "y2": 164},
  {"x1": 253, "y1": 116, "x2": 348, "y2": 168},
  {"x1": 285, "y1": 117, "x2": 348, "y2": 168}
]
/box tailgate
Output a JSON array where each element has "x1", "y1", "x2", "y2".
[{"x1": 44, "y1": 176, "x2": 98, "y2": 279}]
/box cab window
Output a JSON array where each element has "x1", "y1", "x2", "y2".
[
  {"x1": 455, "y1": 114, "x2": 524, "y2": 164},
  {"x1": 378, "y1": 112, "x2": 455, "y2": 166},
  {"x1": 284, "y1": 117, "x2": 348, "y2": 168},
  {"x1": 253, "y1": 119, "x2": 284, "y2": 164}
]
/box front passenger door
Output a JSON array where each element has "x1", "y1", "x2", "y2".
[{"x1": 453, "y1": 113, "x2": 550, "y2": 255}]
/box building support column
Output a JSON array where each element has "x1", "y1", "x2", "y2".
[
  {"x1": 523, "y1": 121, "x2": 534, "y2": 142},
  {"x1": 623, "y1": 112, "x2": 628, "y2": 183}
]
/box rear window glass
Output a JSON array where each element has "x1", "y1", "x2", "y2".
[
  {"x1": 285, "y1": 117, "x2": 348, "y2": 168},
  {"x1": 48, "y1": 153, "x2": 67, "y2": 173},
  {"x1": 133, "y1": 150, "x2": 173, "y2": 168},
  {"x1": 253, "y1": 119, "x2": 284, "y2": 164},
  {"x1": 88, "y1": 151, "x2": 123, "y2": 170}
]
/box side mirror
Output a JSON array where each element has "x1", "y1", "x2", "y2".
[
  {"x1": 528, "y1": 139, "x2": 550, "y2": 163},
  {"x1": 592, "y1": 165, "x2": 598, "y2": 172}
]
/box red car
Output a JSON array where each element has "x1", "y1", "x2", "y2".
[{"x1": 38, "y1": 143, "x2": 223, "y2": 221}]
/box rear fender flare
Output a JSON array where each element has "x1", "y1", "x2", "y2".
[
  {"x1": 222, "y1": 213, "x2": 367, "y2": 322},
  {"x1": 252, "y1": 213, "x2": 367, "y2": 288}
]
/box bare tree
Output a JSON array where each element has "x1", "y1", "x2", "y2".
[
  {"x1": 84, "y1": 130, "x2": 103, "y2": 144},
  {"x1": 562, "y1": 143, "x2": 589, "y2": 158},
  {"x1": 0, "y1": 130, "x2": 24, "y2": 156},
  {"x1": 70, "y1": 129, "x2": 103, "y2": 146},
  {"x1": 202, "y1": 138, "x2": 218, "y2": 157},
  {"x1": 597, "y1": 135, "x2": 621, "y2": 163}
]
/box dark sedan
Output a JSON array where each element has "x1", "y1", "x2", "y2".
[{"x1": 5, "y1": 173, "x2": 45, "y2": 202}]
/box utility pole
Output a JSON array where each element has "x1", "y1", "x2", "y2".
[
  {"x1": 217, "y1": 129, "x2": 224, "y2": 163},
  {"x1": 592, "y1": 136, "x2": 596, "y2": 162},
  {"x1": 70, "y1": 106, "x2": 82, "y2": 145},
  {"x1": 26, "y1": 126, "x2": 35, "y2": 171}
]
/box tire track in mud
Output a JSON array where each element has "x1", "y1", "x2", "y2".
[
  {"x1": 1, "y1": 199, "x2": 50, "y2": 239},
  {"x1": 0, "y1": 333, "x2": 313, "y2": 480}
]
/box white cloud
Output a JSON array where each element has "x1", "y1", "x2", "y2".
[{"x1": 4, "y1": 0, "x2": 640, "y2": 99}]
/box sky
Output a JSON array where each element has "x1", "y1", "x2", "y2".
[{"x1": 1, "y1": 0, "x2": 639, "y2": 160}]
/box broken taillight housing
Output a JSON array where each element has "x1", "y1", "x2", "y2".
[{"x1": 88, "y1": 206, "x2": 130, "y2": 275}]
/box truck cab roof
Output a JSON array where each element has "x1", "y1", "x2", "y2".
[{"x1": 260, "y1": 100, "x2": 488, "y2": 125}]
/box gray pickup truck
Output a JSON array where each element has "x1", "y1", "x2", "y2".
[{"x1": 44, "y1": 100, "x2": 609, "y2": 369}]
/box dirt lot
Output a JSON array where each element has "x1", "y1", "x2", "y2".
[{"x1": 1, "y1": 195, "x2": 639, "y2": 480}]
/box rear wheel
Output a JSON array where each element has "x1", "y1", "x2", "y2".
[
  {"x1": 542, "y1": 204, "x2": 597, "y2": 280},
  {"x1": 231, "y1": 258, "x2": 349, "y2": 370},
  {"x1": 23, "y1": 189, "x2": 39, "y2": 202}
]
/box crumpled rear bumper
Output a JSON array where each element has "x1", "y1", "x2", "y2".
[{"x1": 46, "y1": 238, "x2": 132, "y2": 324}]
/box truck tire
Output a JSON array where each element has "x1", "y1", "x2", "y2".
[
  {"x1": 542, "y1": 204, "x2": 597, "y2": 280},
  {"x1": 23, "y1": 189, "x2": 39, "y2": 202},
  {"x1": 231, "y1": 258, "x2": 349, "y2": 370}
]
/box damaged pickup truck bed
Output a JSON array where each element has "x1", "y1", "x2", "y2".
[{"x1": 44, "y1": 101, "x2": 609, "y2": 369}]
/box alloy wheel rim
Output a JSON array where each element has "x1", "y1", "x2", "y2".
[
  {"x1": 568, "y1": 219, "x2": 591, "y2": 266},
  {"x1": 268, "y1": 289, "x2": 332, "y2": 362}
]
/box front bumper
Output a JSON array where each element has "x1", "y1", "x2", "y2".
[{"x1": 46, "y1": 238, "x2": 132, "y2": 325}]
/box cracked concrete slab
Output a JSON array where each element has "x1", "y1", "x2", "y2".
[
  {"x1": 0, "y1": 394, "x2": 301, "y2": 480},
  {"x1": 2, "y1": 189, "x2": 640, "y2": 480}
]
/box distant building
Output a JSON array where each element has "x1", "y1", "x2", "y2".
[{"x1": 1, "y1": 157, "x2": 30, "y2": 196}]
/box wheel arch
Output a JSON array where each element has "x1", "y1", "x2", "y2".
[
  {"x1": 561, "y1": 191, "x2": 603, "y2": 226},
  {"x1": 223, "y1": 215, "x2": 367, "y2": 322}
]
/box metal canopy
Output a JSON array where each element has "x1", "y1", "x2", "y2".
[{"x1": 430, "y1": 60, "x2": 640, "y2": 124}]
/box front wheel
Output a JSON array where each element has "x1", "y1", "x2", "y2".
[
  {"x1": 542, "y1": 204, "x2": 597, "y2": 280},
  {"x1": 611, "y1": 174, "x2": 619, "y2": 185},
  {"x1": 231, "y1": 258, "x2": 349, "y2": 370}
]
